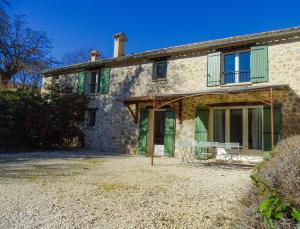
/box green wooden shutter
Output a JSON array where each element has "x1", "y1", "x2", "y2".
[
  {"x1": 250, "y1": 45, "x2": 268, "y2": 83},
  {"x1": 99, "y1": 68, "x2": 110, "y2": 94},
  {"x1": 207, "y1": 52, "x2": 221, "y2": 87},
  {"x1": 77, "y1": 72, "x2": 86, "y2": 94},
  {"x1": 263, "y1": 104, "x2": 281, "y2": 153},
  {"x1": 195, "y1": 107, "x2": 209, "y2": 158},
  {"x1": 138, "y1": 109, "x2": 149, "y2": 155},
  {"x1": 97, "y1": 70, "x2": 101, "y2": 93},
  {"x1": 164, "y1": 110, "x2": 175, "y2": 157}
]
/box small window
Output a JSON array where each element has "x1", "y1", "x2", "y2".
[
  {"x1": 153, "y1": 61, "x2": 168, "y2": 79},
  {"x1": 88, "y1": 110, "x2": 96, "y2": 127},
  {"x1": 89, "y1": 71, "x2": 97, "y2": 94},
  {"x1": 52, "y1": 75, "x2": 59, "y2": 83}
]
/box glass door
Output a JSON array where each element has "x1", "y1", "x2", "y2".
[
  {"x1": 213, "y1": 109, "x2": 225, "y2": 143},
  {"x1": 230, "y1": 109, "x2": 243, "y2": 146},
  {"x1": 212, "y1": 106, "x2": 263, "y2": 150},
  {"x1": 248, "y1": 108, "x2": 262, "y2": 149}
]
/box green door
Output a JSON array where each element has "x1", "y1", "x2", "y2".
[
  {"x1": 195, "y1": 107, "x2": 209, "y2": 158},
  {"x1": 164, "y1": 109, "x2": 175, "y2": 157},
  {"x1": 263, "y1": 104, "x2": 281, "y2": 158},
  {"x1": 138, "y1": 109, "x2": 149, "y2": 155}
]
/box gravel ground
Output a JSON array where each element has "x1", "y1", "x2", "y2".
[{"x1": 0, "y1": 150, "x2": 251, "y2": 228}]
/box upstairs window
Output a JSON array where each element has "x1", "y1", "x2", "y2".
[
  {"x1": 207, "y1": 45, "x2": 268, "y2": 87},
  {"x1": 223, "y1": 51, "x2": 250, "y2": 84},
  {"x1": 153, "y1": 60, "x2": 168, "y2": 80},
  {"x1": 86, "y1": 68, "x2": 110, "y2": 95},
  {"x1": 89, "y1": 71, "x2": 97, "y2": 94}
]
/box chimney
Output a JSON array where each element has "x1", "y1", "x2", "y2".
[
  {"x1": 113, "y1": 33, "x2": 127, "y2": 58},
  {"x1": 90, "y1": 50, "x2": 99, "y2": 61}
]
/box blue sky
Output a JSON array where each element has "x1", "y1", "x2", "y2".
[{"x1": 8, "y1": 0, "x2": 300, "y2": 60}]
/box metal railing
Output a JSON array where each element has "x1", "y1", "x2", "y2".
[{"x1": 222, "y1": 71, "x2": 251, "y2": 84}]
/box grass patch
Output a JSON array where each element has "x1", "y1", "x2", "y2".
[
  {"x1": 152, "y1": 185, "x2": 167, "y2": 193},
  {"x1": 98, "y1": 182, "x2": 131, "y2": 192},
  {"x1": 82, "y1": 158, "x2": 103, "y2": 165}
]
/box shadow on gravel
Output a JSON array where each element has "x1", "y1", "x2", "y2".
[
  {"x1": 0, "y1": 163, "x2": 89, "y2": 179},
  {"x1": 176, "y1": 162, "x2": 253, "y2": 171}
]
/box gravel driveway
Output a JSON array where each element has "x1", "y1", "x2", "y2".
[{"x1": 0, "y1": 150, "x2": 251, "y2": 228}]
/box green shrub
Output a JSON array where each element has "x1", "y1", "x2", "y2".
[
  {"x1": 0, "y1": 81, "x2": 89, "y2": 150},
  {"x1": 236, "y1": 136, "x2": 300, "y2": 229}
]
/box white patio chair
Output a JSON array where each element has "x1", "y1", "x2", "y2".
[
  {"x1": 193, "y1": 141, "x2": 217, "y2": 161},
  {"x1": 215, "y1": 142, "x2": 241, "y2": 161}
]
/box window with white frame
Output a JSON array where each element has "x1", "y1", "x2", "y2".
[
  {"x1": 212, "y1": 106, "x2": 262, "y2": 150},
  {"x1": 223, "y1": 51, "x2": 250, "y2": 84}
]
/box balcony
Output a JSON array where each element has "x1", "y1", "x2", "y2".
[{"x1": 222, "y1": 71, "x2": 251, "y2": 85}]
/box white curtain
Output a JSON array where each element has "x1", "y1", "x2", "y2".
[
  {"x1": 213, "y1": 109, "x2": 225, "y2": 143},
  {"x1": 251, "y1": 108, "x2": 262, "y2": 149}
]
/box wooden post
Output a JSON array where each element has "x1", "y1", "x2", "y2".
[
  {"x1": 135, "y1": 103, "x2": 139, "y2": 124},
  {"x1": 178, "y1": 100, "x2": 183, "y2": 124},
  {"x1": 151, "y1": 97, "x2": 156, "y2": 166},
  {"x1": 270, "y1": 88, "x2": 274, "y2": 151}
]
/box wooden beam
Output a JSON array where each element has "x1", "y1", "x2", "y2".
[
  {"x1": 135, "y1": 103, "x2": 139, "y2": 124},
  {"x1": 126, "y1": 104, "x2": 138, "y2": 124},
  {"x1": 209, "y1": 101, "x2": 269, "y2": 107},
  {"x1": 178, "y1": 100, "x2": 182, "y2": 124}
]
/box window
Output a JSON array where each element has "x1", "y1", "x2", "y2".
[
  {"x1": 213, "y1": 109, "x2": 225, "y2": 143},
  {"x1": 88, "y1": 110, "x2": 96, "y2": 127},
  {"x1": 86, "y1": 68, "x2": 110, "y2": 95},
  {"x1": 223, "y1": 51, "x2": 250, "y2": 84},
  {"x1": 230, "y1": 109, "x2": 243, "y2": 146},
  {"x1": 89, "y1": 71, "x2": 97, "y2": 94},
  {"x1": 248, "y1": 108, "x2": 262, "y2": 149},
  {"x1": 153, "y1": 61, "x2": 168, "y2": 79},
  {"x1": 212, "y1": 106, "x2": 263, "y2": 150}
]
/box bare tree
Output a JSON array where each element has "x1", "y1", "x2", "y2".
[
  {"x1": 61, "y1": 47, "x2": 102, "y2": 65},
  {"x1": 0, "y1": 13, "x2": 54, "y2": 85},
  {"x1": 0, "y1": 0, "x2": 10, "y2": 8}
]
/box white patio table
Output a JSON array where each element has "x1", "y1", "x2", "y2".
[{"x1": 179, "y1": 141, "x2": 241, "y2": 165}]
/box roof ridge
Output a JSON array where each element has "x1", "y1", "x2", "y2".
[{"x1": 44, "y1": 26, "x2": 300, "y2": 75}]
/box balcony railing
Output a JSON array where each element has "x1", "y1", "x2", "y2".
[{"x1": 222, "y1": 71, "x2": 251, "y2": 85}]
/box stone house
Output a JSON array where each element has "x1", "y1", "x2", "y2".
[{"x1": 43, "y1": 27, "x2": 300, "y2": 159}]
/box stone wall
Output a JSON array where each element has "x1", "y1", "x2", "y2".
[{"x1": 46, "y1": 39, "x2": 300, "y2": 154}]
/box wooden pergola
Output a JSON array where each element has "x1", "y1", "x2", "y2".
[{"x1": 121, "y1": 84, "x2": 289, "y2": 166}]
